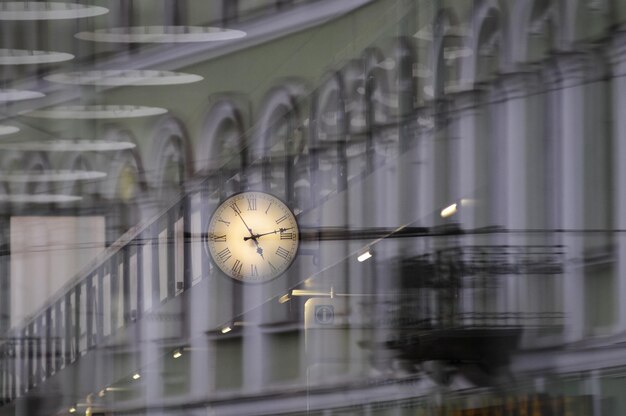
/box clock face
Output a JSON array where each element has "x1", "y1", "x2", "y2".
[{"x1": 206, "y1": 191, "x2": 300, "y2": 283}]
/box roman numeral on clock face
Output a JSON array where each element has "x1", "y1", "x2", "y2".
[
  {"x1": 247, "y1": 197, "x2": 257, "y2": 211},
  {"x1": 276, "y1": 246, "x2": 290, "y2": 260},
  {"x1": 232, "y1": 259, "x2": 243, "y2": 277},
  {"x1": 210, "y1": 234, "x2": 227, "y2": 242},
  {"x1": 230, "y1": 202, "x2": 241, "y2": 215},
  {"x1": 280, "y1": 232, "x2": 294, "y2": 240},
  {"x1": 217, "y1": 248, "x2": 231, "y2": 262},
  {"x1": 250, "y1": 264, "x2": 259, "y2": 277},
  {"x1": 275, "y1": 214, "x2": 289, "y2": 224}
]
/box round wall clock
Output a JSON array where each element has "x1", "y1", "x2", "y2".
[{"x1": 205, "y1": 191, "x2": 300, "y2": 283}]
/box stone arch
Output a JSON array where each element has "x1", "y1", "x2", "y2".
[
  {"x1": 311, "y1": 72, "x2": 348, "y2": 199},
  {"x1": 568, "y1": 0, "x2": 609, "y2": 48},
  {"x1": 250, "y1": 82, "x2": 305, "y2": 161},
  {"x1": 99, "y1": 127, "x2": 146, "y2": 201},
  {"x1": 392, "y1": 36, "x2": 417, "y2": 117},
  {"x1": 146, "y1": 116, "x2": 192, "y2": 196},
  {"x1": 57, "y1": 151, "x2": 102, "y2": 198},
  {"x1": 250, "y1": 82, "x2": 307, "y2": 203},
  {"x1": 195, "y1": 98, "x2": 247, "y2": 175},
  {"x1": 428, "y1": 8, "x2": 465, "y2": 98},
  {"x1": 362, "y1": 47, "x2": 393, "y2": 126},
  {"x1": 11, "y1": 152, "x2": 51, "y2": 196},
  {"x1": 461, "y1": 0, "x2": 509, "y2": 87},
  {"x1": 511, "y1": 0, "x2": 560, "y2": 65}
]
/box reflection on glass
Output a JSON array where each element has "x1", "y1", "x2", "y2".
[
  {"x1": 0, "y1": 48, "x2": 74, "y2": 65},
  {"x1": 75, "y1": 26, "x2": 247, "y2": 43},
  {"x1": 0, "y1": 2, "x2": 108, "y2": 20},
  {"x1": 45, "y1": 70, "x2": 203, "y2": 86},
  {"x1": 0, "y1": 0, "x2": 622, "y2": 415}
]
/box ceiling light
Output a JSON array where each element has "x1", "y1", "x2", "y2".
[
  {"x1": 172, "y1": 350, "x2": 182, "y2": 359},
  {"x1": 0, "y1": 125, "x2": 19, "y2": 136},
  {"x1": 0, "y1": 170, "x2": 106, "y2": 182},
  {"x1": 278, "y1": 293, "x2": 291, "y2": 304},
  {"x1": 75, "y1": 26, "x2": 246, "y2": 43},
  {"x1": 23, "y1": 105, "x2": 167, "y2": 119},
  {"x1": 0, "y1": 49, "x2": 74, "y2": 65},
  {"x1": 0, "y1": 194, "x2": 82, "y2": 203},
  {"x1": 97, "y1": 389, "x2": 105, "y2": 398},
  {"x1": 357, "y1": 248, "x2": 372, "y2": 262},
  {"x1": 0, "y1": 140, "x2": 135, "y2": 152},
  {"x1": 0, "y1": 89, "x2": 44, "y2": 102},
  {"x1": 220, "y1": 326, "x2": 232, "y2": 334},
  {"x1": 45, "y1": 70, "x2": 203, "y2": 86},
  {"x1": 0, "y1": 2, "x2": 108, "y2": 20},
  {"x1": 68, "y1": 407, "x2": 76, "y2": 414},
  {"x1": 440, "y1": 203, "x2": 458, "y2": 218},
  {"x1": 132, "y1": 373, "x2": 141, "y2": 380}
]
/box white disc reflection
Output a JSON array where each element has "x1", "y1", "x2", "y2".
[
  {"x1": 0, "y1": 49, "x2": 74, "y2": 65},
  {"x1": 0, "y1": 2, "x2": 108, "y2": 20},
  {"x1": 0, "y1": 194, "x2": 82, "y2": 203},
  {"x1": 24, "y1": 105, "x2": 167, "y2": 119},
  {"x1": 0, "y1": 170, "x2": 106, "y2": 182},
  {"x1": 0, "y1": 89, "x2": 44, "y2": 102},
  {"x1": 0, "y1": 125, "x2": 19, "y2": 136},
  {"x1": 75, "y1": 26, "x2": 246, "y2": 43},
  {"x1": 0, "y1": 140, "x2": 136, "y2": 152},
  {"x1": 45, "y1": 70, "x2": 203, "y2": 86}
]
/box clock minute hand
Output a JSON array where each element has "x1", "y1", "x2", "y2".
[
  {"x1": 233, "y1": 210, "x2": 256, "y2": 239},
  {"x1": 244, "y1": 227, "x2": 294, "y2": 241}
]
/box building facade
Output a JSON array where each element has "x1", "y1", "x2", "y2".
[{"x1": 0, "y1": 0, "x2": 624, "y2": 414}]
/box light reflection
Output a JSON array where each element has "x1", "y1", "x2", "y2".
[
  {"x1": 0, "y1": 140, "x2": 135, "y2": 152},
  {"x1": 75, "y1": 26, "x2": 247, "y2": 43},
  {"x1": 24, "y1": 105, "x2": 167, "y2": 119},
  {"x1": 0, "y1": 48, "x2": 74, "y2": 65},
  {"x1": 0, "y1": 125, "x2": 19, "y2": 136},
  {"x1": 45, "y1": 70, "x2": 203, "y2": 86},
  {"x1": 0, "y1": 2, "x2": 108, "y2": 20},
  {"x1": 0, "y1": 170, "x2": 106, "y2": 182},
  {"x1": 0, "y1": 194, "x2": 82, "y2": 203},
  {"x1": 440, "y1": 203, "x2": 458, "y2": 218},
  {"x1": 0, "y1": 89, "x2": 44, "y2": 102}
]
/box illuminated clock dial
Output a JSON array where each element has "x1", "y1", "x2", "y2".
[{"x1": 205, "y1": 191, "x2": 299, "y2": 283}]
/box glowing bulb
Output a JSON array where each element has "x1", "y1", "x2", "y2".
[
  {"x1": 132, "y1": 373, "x2": 141, "y2": 380},
  {"x1": 172, "y1": 350, "x2": 182, "y2": 359},
  {"x1": 440, "y1": 203, "x2": 458, "y2": 218},
  {"x1": 69, "y1": 408, "x2": 76, "y2": 413},
  {"x1": 220, "y1": 326, "x2": 232, "y2": 334},
  {"x1": 278, "y1": 293, "x2": 291, "y2": 304},
  {"x1": 357, "y1": 249, "x2": 372, "y2": 262}
]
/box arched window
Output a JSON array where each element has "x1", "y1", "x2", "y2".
[
  {"x1": 250, "y1": 85, "x2": 307, "y2": 210},
  {"x1": 148, "y1": 117, "x2": 191, "y2": 204},
  {"x1": 197, "y1": 99, "x2": 247, "y2": 200},
  {"x1": 312, "y1": 72, "x2": 348, "y2": 201}
]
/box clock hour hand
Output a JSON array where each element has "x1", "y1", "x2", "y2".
[
  {"x1": 244, "y1": 227, "x2": 294, "y2": 241},
  {"x1": 230, "y1": 210, "x2": 265, "y2": 258}
]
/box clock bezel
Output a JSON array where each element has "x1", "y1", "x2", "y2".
[{"x1": 204, "y1": 190, "x2": 301, "y2": 284}]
